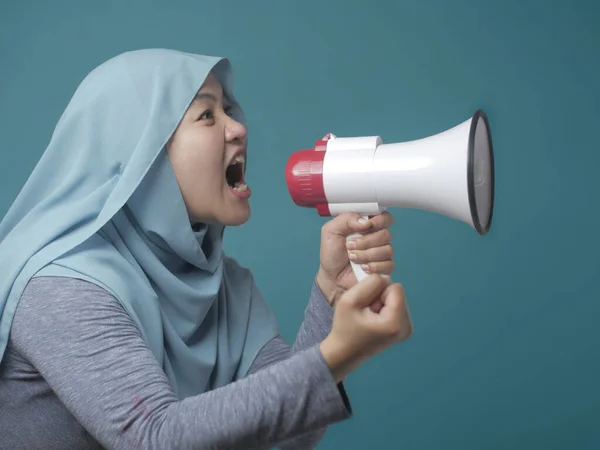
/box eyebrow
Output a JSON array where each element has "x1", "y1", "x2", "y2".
[
  {"x1": 193, "y1": 92, "x2": 218, "y2": 103},
  {"x1": 192, "y1": 92, "x2": 231, "y2": 108}
]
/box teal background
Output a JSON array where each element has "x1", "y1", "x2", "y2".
[{"x1": 1, "y1": 0, "x2": 598, "y2": 448}]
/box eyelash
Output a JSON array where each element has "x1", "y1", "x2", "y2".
[
  {"x1": 198, "y1": 106, "x2": 234, "y2": 121},
  {"x1": 198, "y1": 110, "x2": 214, "y2": 120}
]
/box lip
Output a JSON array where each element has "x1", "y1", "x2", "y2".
[{"x1": 229, "y1": 184, "x2": 252, "y2": 199}]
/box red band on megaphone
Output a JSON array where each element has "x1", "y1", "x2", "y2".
[
  {"x1": 316, "y1": 203, "x2": 331, "y2": 216},
  {"x1": 285, "y1": 147, "x2": 327, "y2": 207}
]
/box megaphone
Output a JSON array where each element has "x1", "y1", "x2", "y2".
[{"x1": 285, "y1": 109, "x2": 495, "y2": 282}]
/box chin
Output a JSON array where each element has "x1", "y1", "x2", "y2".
[{"x1": 221, "y1": 206, "x2": 251, "y2": 227}]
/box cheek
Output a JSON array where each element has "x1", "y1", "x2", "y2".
[{"x1": 170, "y1": 141, "x2": 224, "y2": 193}]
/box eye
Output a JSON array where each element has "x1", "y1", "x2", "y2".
[{"x1": 198, "y1": 109, "x2": 214, "y2": 121}]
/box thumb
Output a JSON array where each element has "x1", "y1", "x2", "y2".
[
  {"x1": 341, "y1": 274, "x2": 390, "y2": 310},
  {"x1": 323, "y1": 212, "x2": 371, "y2": 238}
]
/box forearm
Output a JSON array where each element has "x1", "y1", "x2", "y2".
[
  {"x1": 12, "y1": 277, "x2": 351, "y2": 450},
  {"x1": 247, "y1": 278, "x2": 350, "y2": 450},
  {"x1": 290, "y1": 277, "x2": 335, "y2": 353},
  {"x1": 156, "y1": 346, "x2": 348, "y2": 450}
]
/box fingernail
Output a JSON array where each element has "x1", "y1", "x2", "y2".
[
  {"x1": 381, "y1": 274, "x2": 392, "y2": 284},
  {"x1": 346, "y1": 240, "x2": 357, "y2": 250},
  {"x1": 361, "y1": 264, "x2": 370, "y2": 273},
  {"x1": 358, "y1": 217, "x2": 368, "y2": 224},
  {"x1": 349, "y1": 253, "x2": 358, "y2": 261}
]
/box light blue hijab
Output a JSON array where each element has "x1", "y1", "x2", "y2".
[{"x1": 0, "y1": 48, "x2": 279, "y2": 399}]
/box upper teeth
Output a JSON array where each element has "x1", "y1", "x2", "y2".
[{"x1": 232, "y1": 154, "x2": 245, "y2": 165}]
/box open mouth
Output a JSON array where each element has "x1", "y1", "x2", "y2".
[{"x1": 226, "y1": 154, "x2": 247, "y2": 192}]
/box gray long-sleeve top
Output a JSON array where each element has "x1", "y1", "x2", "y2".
[{"x1": 0, "y1": 276, "x2": 352, "y2": 449}]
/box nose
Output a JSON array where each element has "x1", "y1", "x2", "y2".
[{"x1": 225, "y1": 116, "x2": 247, "y2": 144}]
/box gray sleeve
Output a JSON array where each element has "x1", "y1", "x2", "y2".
[
  {"x1": 247, "y1": 280, "x2": 351, "y2": 449},
  {"x1": 249, "y1": 278, "x2": 336, "y2": 372},
  {"x1": 11, "y1": 277, "x2": 352, "y2": 450}
]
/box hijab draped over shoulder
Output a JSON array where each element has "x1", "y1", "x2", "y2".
[{"x1": 0, "y1": 49, "x2": 279, "y2": 399}]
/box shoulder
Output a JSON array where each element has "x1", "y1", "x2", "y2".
[
  {"x1": 18, "y1": 276, "x2": 122, "y2": 316},
  {"x1": 13, "y1": 276, "x2": 130, "y2": 343},
  {"x1": 22, "y1": 275, "x2": 116, "y2": 300},
  {"x1": 11, "y1": 275, "x2": 144, "y2": 368}
]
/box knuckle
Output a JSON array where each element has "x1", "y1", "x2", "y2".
[
  {"x1": 386, "y1": 323, "x2": 403, "y2": 339},
  {"x1": 381, "y1": 228, "x2": 392, "y2": 242},
  {"x1": 352, "y1": 251, "x2": 365, "y2": 263},
  {"x1": 368, "y1": 248, "x2": 381, "y2": 261},
  {"x1": 387, "y1": 321, "x2": 412, "y2": 341},
  {"x1": 385, "y1": 244, "x2": 394, "y2": 258},
  {"x1": 365, "y1": 258, "x2": 377, "y2": 268},
  {"x1": 374, "y1": 260, "x2": 394, "y2": 273},
  {"x1": 348, "y1": 212, "x2": 362, "y2": 224},
  {"x1": 381, "y1": 324, "x2": 398, "y2": 341},
  {"x1": 321, "y1": 221, "x2": 335, "y2": 237},
  {"x1": 354, "y1": 236, "x2": 366, "y2": 250}
]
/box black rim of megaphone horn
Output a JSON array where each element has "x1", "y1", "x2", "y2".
[{"x1": 467, "y1": 109, "x2": 495, "y2": 236}]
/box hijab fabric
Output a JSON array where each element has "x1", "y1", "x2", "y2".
[{"x1": 0, "y1": 49, "x2": 279, "y2": 399}]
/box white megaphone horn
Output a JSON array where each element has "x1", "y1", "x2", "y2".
[{"x1": 285, "y1": 109, "x2": 495, "y2": 282}]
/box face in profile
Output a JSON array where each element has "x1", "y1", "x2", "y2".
[{"x1": 166, "y1": 71, "x2": 251, "y2": 227}]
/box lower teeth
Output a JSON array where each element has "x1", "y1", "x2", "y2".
[{"x1": 233, "y1": 182, "x2": 247, "y2": 192}]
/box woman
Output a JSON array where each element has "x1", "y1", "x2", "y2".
[{"x1": 0, "y1": 49, "x2": 413, "y2": 449}]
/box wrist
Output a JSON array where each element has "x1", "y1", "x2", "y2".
[
  {"x1": 316, "y1": 268, "x2": 345, "y2": 308},
  {"x1": 319, "y1": 336, "x2": 350, "y2": 383},
  {"x1": 319, "y1": 335, "x2": 362, "y2": 383}
]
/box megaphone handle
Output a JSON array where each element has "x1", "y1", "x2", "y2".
[{"x1": 347, "y1": 214, "x2": 371, "y2": 283}]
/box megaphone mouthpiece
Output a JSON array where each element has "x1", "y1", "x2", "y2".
[{"x1": 285, "y1": 148, "x2": 327, "y2": 207}]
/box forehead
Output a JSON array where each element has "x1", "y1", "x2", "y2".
[
  {"x1": 199, "y1": 71, "x2": 222, "y2": 93},
  {"x1": 192, "y1": 73, "x2": 230, "y2": 106}
]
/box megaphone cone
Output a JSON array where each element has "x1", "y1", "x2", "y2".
[{"x1": 285, "y1": 109, "x2": 495, "y2": 280}]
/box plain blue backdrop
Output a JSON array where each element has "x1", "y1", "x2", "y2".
[{"x1": 1, "y1": 1, "x2": 598, "y2": 448}]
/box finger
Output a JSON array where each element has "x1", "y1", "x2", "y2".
[
  {"x1": 360, "y1": 260, "x2": 395, "y2": 275},
  {"x1": 379, "y1": 282, "x2": 405, "y2": 306},
  {"x1": 348, "y1": 245, "x2": 393, "y2": 265},
  {"x1": 343, "y1": 211, "x2": 394, "y2": 235},
  {"x1": 347, "y1": 228, "x2": 392, "y2": 251},
  {"x1": 369, "y1": 299, "x2": 384, "y2": 314},
  {"x1": 378, "y1": 284, "x2": 413, "y2": 340},
  {"x1": 322, "y1": 212, "x2": 371, "y2": 238},
  {"x1": 340, "y1": 274, "x2": 390, "y2": 310},
  {"x1": 366, "y1": 211, "x2": 395, "y2": 232}
]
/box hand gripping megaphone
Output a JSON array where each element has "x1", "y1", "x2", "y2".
[{"x1": 285, "y1": 109, "x2": 495, "y2": 282}]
